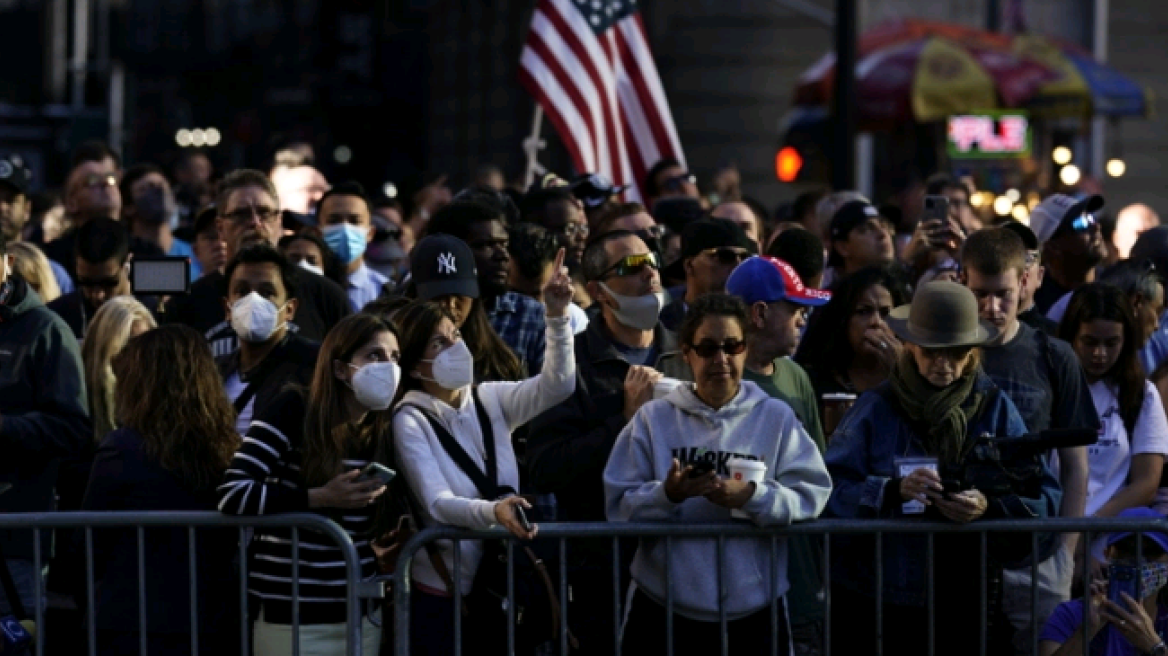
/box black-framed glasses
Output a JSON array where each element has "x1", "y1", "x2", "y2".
[
  {"x1": 222, "y1": 205, "x2": 280, "y2": 225},
  {"x1": 662, "y1": 173, "x2": 696, "y2": 192},
  {"x1": 689, "y1": 339, "x2": 747, "y2": 358},
  {"x1": 597, "y1": 252, "x2": 659, "y2": 279},
  {"x1": 702, "y1": 247, "x2": 750, "y2": 265}
]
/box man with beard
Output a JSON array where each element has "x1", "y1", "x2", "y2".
[
  {"x1": 120, "y1": 164, "x2": 199, "y2": 278},
  {"x1": 162, "y1": 169, "x2": 350, "y2": 356},
  {"x1": 960, "y1": 227, "x2": 1099, "y2": 651},
  {"x1": 0, "y1": 154, "x2": 74, "y2": 294},
  {"x1": 1028, "y1": 194, "x2": 1108, "y2": 316},
  {"x1": 425, "y1": 199, "x2": 549, "y2": 374}
]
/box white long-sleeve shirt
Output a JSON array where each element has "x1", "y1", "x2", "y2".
[{"x1": 392, "y1": 315, "x2": 575, "y2": 594}]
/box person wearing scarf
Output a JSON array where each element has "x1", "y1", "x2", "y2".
[{"x1": 824, "y1": 281, "x2": 1062, "y2": 655}]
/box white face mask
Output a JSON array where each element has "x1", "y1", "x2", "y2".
[
  {"x1": 348, "y1": 362, "x2": 400, "y2": 410},
  {"x1": 298, "y1": 259, "x2": 324, "y2": 276},
  {"x1": 420, "y1": 339, "x2": 475, "y2": 390},
  {"x1": 599, "y1": 283, "x2": 666, "y2": 331},
  {"x1": 231, "y1": 292, "x2": 285, "y2": 343}
]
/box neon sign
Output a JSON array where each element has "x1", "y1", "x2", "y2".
[{"x1": 947, "y1": 111, "x2": 1032, "y2": 159}]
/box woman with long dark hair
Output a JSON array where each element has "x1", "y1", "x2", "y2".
[
  {"x1": 218, "y1": 313, "x2": 401, "y2": 655},
  {"x1": 1059, "y1": 283, "x2": 1168, "y2": 520},
  {"x1": 794, "y1": 265, "x2": 911, "y2": 435},
  {"x1": 82, "y1": 325, "x2": 241, "y2": 654},
  {"x1": 279, "y1": 230, "x2": 349, "y2": 290},
  {"x1": 391, "y1": 249, "x2": 575, "y2": 655}
]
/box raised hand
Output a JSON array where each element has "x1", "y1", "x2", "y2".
[{"x1": 542, "y1": 248, "x2": 573, "y2": 318}]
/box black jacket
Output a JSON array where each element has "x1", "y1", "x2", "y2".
[
  {"x1": 161, "y1": 269, "x2": 351, "y2": 357},
  {"x1": 526, "y1": 319, "x2": 691, "y2": 522},
  {"x1": 81, "y1": 427, "x2": 239, "y2": 641},
  {"x1": 0, "y1": 277, "x2": 90, "y2": 559},
  {"x1": 46, "y1": 291, "x2": 159, "y2": 342},
  {"x1": 216, "y1": 334, "x2": 320, "y2": 420}
]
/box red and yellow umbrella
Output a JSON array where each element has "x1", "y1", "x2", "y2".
[{"x1": 795, "y1": 19, "x2": 1061, "y2": 127}]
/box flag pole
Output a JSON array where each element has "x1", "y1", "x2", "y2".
[{"x1": 523, "y1": 104, "x2": 547, "y2": 189}]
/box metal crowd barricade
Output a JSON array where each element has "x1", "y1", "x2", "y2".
[
  {"x1": 393, "y1": 517, "x2": 1168, "y2": 656},
  {"x1": 0, "y1": 511, "x2": 369, "y2": 656}
]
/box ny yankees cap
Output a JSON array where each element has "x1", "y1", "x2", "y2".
[{"x1": 410, "y1": 233, "x2": 480, "y2": 300}]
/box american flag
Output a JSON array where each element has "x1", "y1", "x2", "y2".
[{"x1": 519, "y1": 0, "x2": 686, "y2": 202}]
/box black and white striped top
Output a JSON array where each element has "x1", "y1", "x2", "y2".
[{"x1": 217, "y1": 388, "x2": 377, "y2": 625}]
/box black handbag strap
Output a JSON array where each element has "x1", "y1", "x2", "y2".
[
  {"x1": 0, "y1": 540, "x2": 27, "y2": 620},
  {"x1": 401, "y1": 387, "x2": 516, "y2": 500}
]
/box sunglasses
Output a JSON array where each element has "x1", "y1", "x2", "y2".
[
  {"x1": 662, "y1": 173, "x2": 696, "y2": 192},
  {"x1": 562, "y1": 223, "x2": 590, "y2": 239},
  {"x1": 689, "y1": 339, "x2": 747, "y2": 358},
  {"x1": 77, "y1": 276, "x2": 122, "y2": 290},
  {"x1": 597, "y1": 252, "x2": 659, "y2": 279},
  {"x1": 702, "y1": 247, "x2": 750, "y2": 265}
]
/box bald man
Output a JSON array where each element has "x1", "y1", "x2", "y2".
[
  {"x1": 711, "y1": 201, "x2": 763, "y2": 246},
  {"x1": 1114, "y1": 203, "x2": 1161, "y2": 261}
]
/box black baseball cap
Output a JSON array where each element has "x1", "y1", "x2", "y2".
[
  {"x1": 193, "y1": 205, "x2": 218, "y2": 236},
  {"x1": 570, "y1": 173, "x2": 627, "y2": 209},
  {"x1": 1001, "y1": 220, "x2": 1039, "y2": 251},
  {"x1": 410, "y1": 234, "x2": 480, "y2": 300},
  {"x1": 651, "y1": 196, "x2": 705, "y2": 234},
  {"x1": 827, "y1": 200, "x2": 882, "y2": 267},
  {"x1": 0, "y1": 155, "x2": 30, "y2": 195},
  {"x1": 663, "y1": 218, "x2": 757, "y2": 280}
]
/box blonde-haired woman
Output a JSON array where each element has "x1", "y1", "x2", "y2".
[
  {"x1": 7, "y1": 241, "x2": 61, "y2": 303},
  {"x1": 83, "y1": 297, "x2": 157, "y2": 442}
]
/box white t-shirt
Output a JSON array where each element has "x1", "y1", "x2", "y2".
[{"x1": 1086, "y1": 379, "x2": 1168, "y2": 516}]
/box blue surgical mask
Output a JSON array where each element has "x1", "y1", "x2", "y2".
[{"x1": 322, "y1": 223, "x2": 368, "y2": 265}]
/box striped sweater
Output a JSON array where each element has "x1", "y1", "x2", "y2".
[{"x1": 217, "y1": 387, "x2": 377, "y2": 624}]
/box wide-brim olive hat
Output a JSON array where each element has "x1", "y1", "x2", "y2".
[{"x1": 886, "y1": 280, "x2": 1000, "y2": 348}]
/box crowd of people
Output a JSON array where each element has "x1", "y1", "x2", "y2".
[{"x1": 3, "y1": 141, "x2": 1168, "y2": 656}]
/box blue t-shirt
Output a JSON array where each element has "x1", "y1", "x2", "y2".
[
  {"x1": 168, "y1": 238, "x2": 201, "y2": 279},
  {"x1": 1040, "y1": 598, "x2": 1168, "y2": 655}
]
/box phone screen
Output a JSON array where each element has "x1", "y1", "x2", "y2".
[
  {"x1": 923, "y1": 195, "x2": 950, "y2": 225},
  {"x1": 132, "y1": 257, "x2": 191, "y2": 295}
]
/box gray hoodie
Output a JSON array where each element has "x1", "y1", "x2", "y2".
[{"x1": 603, "y1": 380, "x2": 831, "y2": 621}]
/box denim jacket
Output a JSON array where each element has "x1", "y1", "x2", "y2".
[{"x1": 823, "y1": 372, "x2": 1062, "y2": 606}]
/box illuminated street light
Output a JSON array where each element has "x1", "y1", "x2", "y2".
[
  {"x1": 205, "y1": 128, "x2": 222, "y2": 147},
  {"x1": 334, "y1": 146, "x2": 352, "y2": 164},
  {"x1": 1053, "y1": 146, "x2": 1073, "y2": 165},
  {"x1": 175, "y1": 129, "x2": 192, "y2": 147},
  {"x1": 993, "y1": 196, "x2": 1013, "y2": 217},
  {"x1": 1059, "y1": 164, "x2": 1081, "y2": 187},
  {"x1": 1012, "y1": 204, "x2": 1029, "y2": 222},
  {"x1": 383, "y1": 182, "x2": 398, "y2": 199},
  {"x1": 190, "y1": 129, "x2": 207, "y2": 147},
  {"x1": 1005, "y1": 189, "x2": 1020, "y2": 203},
  {"x1": 1107, "y1": 159, "x2": 1127, "y2": 178}
]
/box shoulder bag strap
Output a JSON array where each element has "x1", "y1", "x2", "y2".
[{"x1": 402, "y1": 398, "x2": 500, "y2": 500}]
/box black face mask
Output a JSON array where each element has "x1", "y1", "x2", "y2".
[{"x1": 135, "y1": 186, "x2": 176, "y2": 226}]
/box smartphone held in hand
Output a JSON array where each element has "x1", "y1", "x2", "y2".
[{"x1": 357, "y1": 463, "x2": 396, "y2": 486}]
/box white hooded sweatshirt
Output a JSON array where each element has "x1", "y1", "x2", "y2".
[{"x1": 603, "y1": 380, "x2": 832, "y2": 621}]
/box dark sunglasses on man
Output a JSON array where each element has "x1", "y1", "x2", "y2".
[
  {"x1": 701, "y1": 247, "x2": 750, "y2": 266},
  {"x1": 689, "y1": 338, "x2": 747, "y2": 358},
  {"x1": 597, "y1": 252, "x2": 659, "y2": 280},
  {"x1": 662, "y1": 173, "x2": 696, "y2": 193}
]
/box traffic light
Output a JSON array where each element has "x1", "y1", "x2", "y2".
[{"x1": 775, "y1": 146, "x2": 803, "y2": 183}]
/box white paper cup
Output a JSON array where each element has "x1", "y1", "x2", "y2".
[{"x1": 727, "y1": 458, "x2": 767, "y2": 519}]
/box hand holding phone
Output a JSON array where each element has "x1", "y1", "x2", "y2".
[
  {"x1": 687, "y1": 460, "x2": 716, "y2": 479},
  {"x1": 515, "y1": 505, "x2": 533, "y2": 533},
  {"x1": 356, "y1": 463, "x2": 397, "y2": 486}
]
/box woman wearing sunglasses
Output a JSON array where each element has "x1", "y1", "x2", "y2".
[
  {"x1": 604, "y1": 293, "x2": 832, "y2": 655},
  {"x1": 824, "y1": 281, "x2": 1060, "y2": 655}
]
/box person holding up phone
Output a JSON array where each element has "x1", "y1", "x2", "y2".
[
  {"x1": 1040, "y1": 507, "x2": 1168, "y2": 656},
  {"x1": 218, "y1": 313, "x2": 402, "y2": 655},
  {"x1": 391, "y1": 247, "x2": 576, "y2": 655}
]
